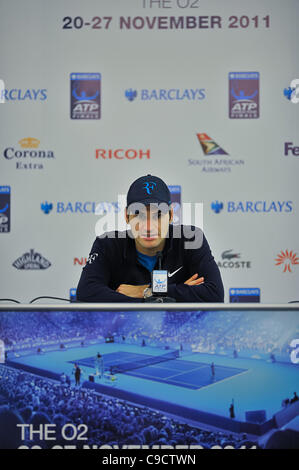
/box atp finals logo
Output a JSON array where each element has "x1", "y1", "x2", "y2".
[
  {"x1": 70, "y1": 73, "x2": 101, "y2": 119},
  {"x1": 229, "y1": 72, "x2": 259, "y2": 118},
  {"x1": 275, "y1": 250, "x2": 299, "y2": 273}
]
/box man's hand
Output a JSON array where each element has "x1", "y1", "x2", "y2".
[
  {"x1": 184, "y1": 273, "x2": 204, "y2": 286},
  {"x1": 116, "y1": 284, "x2": 149, "y2": 298},
  {"x1": 116, "y1": 274, "x2": 203, "y2": 298}
]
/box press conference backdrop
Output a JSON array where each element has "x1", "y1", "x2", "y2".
[{"x1": 0, "y1": 0, "x2": 298, "y2": 304}]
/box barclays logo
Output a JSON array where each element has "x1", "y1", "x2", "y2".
[
  {"x1": 125, "y1": 89, "x2": 137, "y2": 102},
  {"x1": 41, "y1": 201, "x2": 53, "y2": 214},
  {"x1": 0, "y1": 89, "x2": 47, "y2": 101},
  {"x1": 125, "y1": 88, "x2": 206, "y2": 102},
  {"x1": 41, "y1": 201, "x2": 121, "y2": 214},
  {"x1": 211, "y1": 201, "x2": 223, "y2": 214},
  {"x1": 229, "y1": 288, "x2": 260, "y2": 303},
  {"x1": 211, "y1": 201, "x2": 293, "y2": 214}
]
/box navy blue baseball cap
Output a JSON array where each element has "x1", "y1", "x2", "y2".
[{"x1": 127, "y1": 175, "x2": 171, "y2": 209}]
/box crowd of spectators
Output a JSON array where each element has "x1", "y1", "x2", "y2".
[
  {"x1": 1, "y1": 309, "x2": 298, "y2": 360},
  {"x1": 0, "y1": 365, "x2": 254, "y2": 449},
  {"x1": 1, "y1": 311, "x2": 298, "y2": 449}
]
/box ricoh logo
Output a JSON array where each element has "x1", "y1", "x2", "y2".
[
  {"x1": 290, "y1": 339, "x2": 299, "y2": 364},
  {"x1": 95, "y1": 149, "x2": 151, "y2": 160},
  {"x1": 0, "y1": 340, "x2": 5, "y2": 363}
]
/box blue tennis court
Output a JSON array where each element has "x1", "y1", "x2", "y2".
[
  {"x1": 7, "y1": 341, "x2": 299, "y2": 423},
  {"x1": 69, "y1": 351, "x2": 247, "y2": 390}
]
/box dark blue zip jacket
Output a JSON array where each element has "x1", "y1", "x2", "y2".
[{"x1": 76, "y1": 225, "x2": 224, "y2": 303}]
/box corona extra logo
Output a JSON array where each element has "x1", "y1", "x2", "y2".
[{"x1": 18, "y1": 137, "x2": 40, "y2": 148}]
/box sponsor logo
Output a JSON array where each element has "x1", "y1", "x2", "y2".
[
  {"x1": 0, "y1": 88, "x2": 47, "y2": 102},
  {"x1": 229, "y1": 288, "x2": 260, "y2": 303},
  {"x1": 168, "y1": 266, "x2": 183, "y2": 278},
  {"x1": 74, "y1": 257, "x2": 87, "y2": 266},
  {"x1": 283, "y1": 79, "x2": 299, "y2": 103},
  {"x1": 169, "y1": 185, "x2": 181, "y2": 224},
  {"x1": 211, "y1": 201, "x2": 223, "y2": 214},
  {"x1": 3, "y1": 138, "x2": 55, "y2": 170},
  {"x1": 41, "y1": 201, "x2": 121, "y2": 214},
  {"x1": 73, "y1": 253, "x2": 99, "y2": 268},
  {"x1": 143, "y1": 181, "x2": 157, "y2": 195},
  {"x1": 197, "y1": 133, "x2": 228, "y2": 155},
  {"x1": 95, "y1": 149, "x2": 151, "y2": 160},
  {"x1": 125, "y1": 88, "x2": 206, "y2": 102},
  {"x1": 284, "y1": 142, "x2": 299, "y2": 157},
  {"x1": 218, "y1": 250, "x2": 251, "y2": 269},
  {"x1": 69, "y1": 288, "x2": 77, "y2": 302},
  {"x1": 211, "y1": 201, "x2": 293, "y2": 214},
  {"x1": 13, "y1": 249, "x2": 51, "y2": 270},
  {"x1": 0, "y1": 186, "x2": 10, "y2": 233},
  {"x1": 188, "y1": 133, "x2": 245, "y2": 173},
  {"x1": 125, "y1": 89, "x2": 137, "y2": 102},
  {"x1": 152, "y1": 270, "x2": 168, "y2": 294},
  {"x1": 275, "y1": 250, "x2": 299, "y2": 273},
  {"x1": 41, "y1": 201, "x2": 53, "y2": 214},
  {"x1": 229, "y1": 72, "x2": 259, "y2": 118},
  {"x1": 87, "y1": 253, "x2": 99, "y2": 264},
  {"x1": 70, "y1": 73, "x2": 101, "y2": 119}
]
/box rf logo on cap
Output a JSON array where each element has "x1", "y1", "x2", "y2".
[{"x1": 143, "y1": 182, "x2": 157, "y2": 195}]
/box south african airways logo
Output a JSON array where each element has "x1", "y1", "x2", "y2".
[
  {"x1": 188, "y1": 133, "x2": 245, "y2": 173},
  {"x1": 197, "y1": 133, "x2": 228, "y2": 155}
]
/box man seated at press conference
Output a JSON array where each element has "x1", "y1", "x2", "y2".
[{"x1": 76, "y1": 175, "x2": 224, "y2": 303}]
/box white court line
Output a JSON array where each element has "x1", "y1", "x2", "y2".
[
  {"x1": 145, "y1": 360, "x2": 208, "y2": 372},
  {"x1": 165, "y1": 364, "x2": 209, "y2": 380},
  {"x1": 193, "y1": 369, "x2": 251, "y2": 391},
  {"x1": 125, "y1": 365, "x2": 250, "y2": 390},
  {"x1": 126, "y1": 369, "x2": 201, "y2": 388}
]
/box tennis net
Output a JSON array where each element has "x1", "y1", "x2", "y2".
[{"x1": 110, "y1": 349, "x2": 180, "y2": 374}]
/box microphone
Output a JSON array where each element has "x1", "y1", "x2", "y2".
[
  {"x1": 144, "y1": 251, "x2": 176, "y2": 303},
  {"x1": 157, "y1": 251, "x2": 163, "y2": 270}
]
